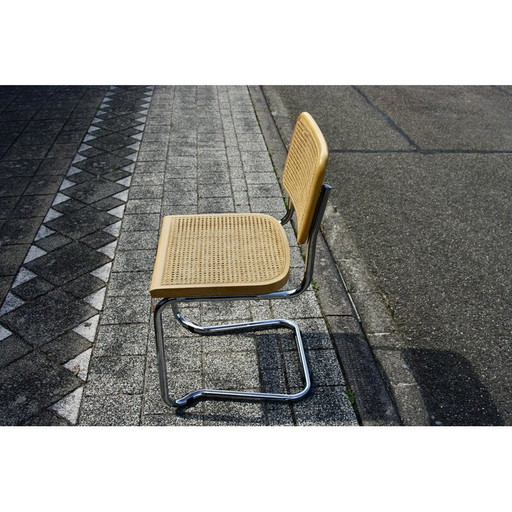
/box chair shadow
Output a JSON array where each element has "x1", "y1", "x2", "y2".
[{"x1": 402, "y1": 348, "x2": 504, "y2": 426}]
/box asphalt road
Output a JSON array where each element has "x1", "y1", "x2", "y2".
[{"x1": 263, "y1": 86, "x2": 512, "y2": 425}]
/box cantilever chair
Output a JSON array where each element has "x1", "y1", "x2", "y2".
[{"x1": 149, "y1": 112, "x2": 331, "y2": 408}]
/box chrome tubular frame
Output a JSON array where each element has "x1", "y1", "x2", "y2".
[{"x1": 153, "y1": 185, "x2": 331, "y2": 408}]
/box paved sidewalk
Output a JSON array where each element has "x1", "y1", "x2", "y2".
[{"x1": 0, "y1": 86, "x2": 359, "y2": 426}]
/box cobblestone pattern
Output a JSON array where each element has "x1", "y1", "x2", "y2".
[
  {"x1": 78, "y1": 86, "x2": 357, "y2": 426},
  {"x1": 0, "y1": 86, "x2": 153, "y2": 425}
]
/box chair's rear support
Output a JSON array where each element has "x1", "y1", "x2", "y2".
[
  {"x1": 152, "y1": 185, "x2": 331, "y2": 409},
  {"x1": 154, "y1": 297, "x2": 311, "y2": 407}
]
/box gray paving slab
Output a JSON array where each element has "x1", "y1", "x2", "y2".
[
  {"x1": 359, "y1": 85, "x2": 512, "y2": 150},
  {"x1": 262, "y1": 85, "x2": 413, "y2": 151},
  {"x1": 326, "y1": 151, "x2": 512, "y2": 424},
  {"x1": 263, "y1": 85, "x2": 512, "y2": 425}
]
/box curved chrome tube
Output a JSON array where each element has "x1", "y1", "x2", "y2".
[{"x1": 154, "y1": 298, "x2": 311, "y2": 407}]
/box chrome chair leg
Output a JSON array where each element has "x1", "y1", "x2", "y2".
[{"x1": 153, "y1": 298, "x2": 311, "y2": 408}]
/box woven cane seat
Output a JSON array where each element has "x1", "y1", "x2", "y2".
[{"x1": 150, "y1": 213, "x2": 290, "y2": 298}]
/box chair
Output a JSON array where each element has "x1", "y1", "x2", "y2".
[{"x1": 149, "y1": 112, "x2": 331, "y2": 408}]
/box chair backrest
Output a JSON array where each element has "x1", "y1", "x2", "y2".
[{"x1": 282, "y1": 112, "x2": 329, "y2": 244}]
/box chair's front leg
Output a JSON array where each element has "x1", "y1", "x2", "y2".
[{"x1": 153, "y1": 298, "x2": 180, "y2": 408}]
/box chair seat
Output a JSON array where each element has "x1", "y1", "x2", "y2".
[{"x1": 150, "y1": 213, "x2": 290, "y2": 298}]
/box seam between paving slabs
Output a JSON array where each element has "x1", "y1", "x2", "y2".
[{"x1": 0, "y1": 86, "x2": 154, "y2": 425}]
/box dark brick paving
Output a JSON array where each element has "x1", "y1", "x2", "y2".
[
  {"x1": 0, "y1": 86, "x2": 152, "y2": 425},
  {"x1": 0, "y1": 86, "x2": 108, "y2": 307}
]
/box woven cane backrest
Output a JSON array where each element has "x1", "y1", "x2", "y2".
[{"x1": 282, "y1": 112, "x2": 328, "y2": 244}]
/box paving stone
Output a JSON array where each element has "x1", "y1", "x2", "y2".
[
  {"x1": 1, "y1": 288, "x2": 97, "y2": 345},
  {"x1": 94, "y1": 116, "x2": 143, "y2": 132},
  {"x1": 0, "y1": 351, "x2": 82, "y2": 425},
  {"x1": 198, "y1": 197, "x2": 234, "y2": 213},
  {"x1": 101, "y1": 169, "x2": 132, "y2": 182},
  {"x1": 87, "y1": 132, "x2": 139, "y2": 152},
  {"x1": 79, "y1": 393, "x2": 143, "y2": 426},
  {"x1": 153, "y1": 336, "x2": 201, "y2": 373},
  {"x1": 271, "y1": 291, "x2": 323, "y2": 319},
  {"x1": 4, "y1": 144, "x2": 49, "y2": 160},
  {"x1": 280, "y1": 317, "x2": 334, "y2": 351},
  {"x1": 62, "y1": 273, "x2": 106, "y2": 299},
  {"x1": 66, "y1": 170, "x2": 95, "y2": 184},
  {"x1": 45, "y1": 206, "x2": 118, "y2": 239},
  {"x1": 12, "y1": 276, "x2": 54, "y2": 300},
  {"x1": 36, "y1": 158, "x2": 71, "y2": 175},
  {"x1": 77, "y1": 146, "x2": 104, "y2": 158},
  {"x1": 0, "y1": 217, "x2": 41, "y2": 245},
  {"x1": 80, "y1": 229, "x2": 117, "y2": 249},
  {"x1": 0, "y1": 197, "x2": 18, "y2": 218},
  {"x1": 34, "y1": 234, "x2": 71, "y2": 256},
  {"x1": 84, "y1": 355, "x2": 145, "y2": 395},
  {"x1": 47, "y1": 143, "x2": 79, "y2": 159},
  {"x1": 25, "y1": 175, "x2": 63, "y2": 195},
  {"x1": 260, "y1": 367, "x2": 288, "y2": 395},
  {"x1": 202, "y1": 400, "x2": 265, "y2": 426},
  {"x1": 0, "y1": 245, "x2": 29, "y2": 275},
  {"x1": 284, "y1": 349, "x2": 345, "y2": 389},
  {"x1": 202, "y1": 333, "x2": 257, "y2": 355},
  {"x1": 51, "y1": 197, "x2": 86, "y2": 214},
  {"x1": 204, "y1": 351, "x2": 260, "y2": 390},
  {"x1": 94, "y1": 323, "x2": 148, "y2": 356},
  {"x1": 0, "y1": 333, "x2": 32, "y2": 368},
  {"x1": 106, "y1": 271, "x2": 151, "y2": 296},
  {"x1": 23, "y1": 408, "x2": 70, "y2": 426},
  {"x1": 162, "y1": 189, "x2": 197, "y2": 206},
  {"x1": 73, "y1": 153, "x2": 134, "y2": 175},
  {"x1": 63, "y1": 178, "x2": 126, "y2": 205},
  {"x1": 131, "y1": 173, "x2": 165, "y2": 186},
  {"x1": 249, "y1": 196, "x2": 286, "y2": 213},
  {"x1": 143, "y1": 365, "x2": 204, "y2": 416},
  {"x1": 0, "y1": 177, "x2": 30, "y2": 197},
  {"x1": 128, "y1": 185, "x2": 163, "y2": 200},
  {"x1": 26, "y1": 241, "x2": 110, "y2": 286},
  {"x1": 198, "y1": 183, "x2": 232, "y2": 198},
  {"x1": 291, "y1": 385, "x2": 357, "y2": 426},
  {"x1": 92, "y1": 196, "x2": 124, "y2": 211},
  {"x1": 0, "y1": 277, "x2": 13, "y2": 304},
  {"x1": 121, "y1": 213, "x2": 161, "y2": 231},
  {"x1": 12, "y1": 194, "x2": 53, "y2": 218},
  {"x1": 255, "y1": 332, "x2": 284, "y2": 370},
  {"x1": 100, "y1": 295, "x2": 151, "y2": 325},
  {"x1": 117, "y1": 231, "x2": 157, "y2": 251},
  {"x1": 263, "y1": 401, "x2": 295, "y2": 425},
  {"x1": 25, "y1": 119, "x2": 65, "y2": 133},
  {"x1": 111, "y1": 249, "x2": 156, "y2": 272},
  {"x1": 201, "y1": 301, "x2": 253, "y2": 323},
  {"x1": 0, "y1": 159, "x2": 41, "y2": 177},
  {"x1": 135, "y1": 161, "x2": 165, "y2": 173},
  {"x1": 55, "y1": 130, "x2": 86, "y2": 145},
  {"x1": 40, "y1": 331, "x2": 93, "y2": 365}
]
